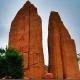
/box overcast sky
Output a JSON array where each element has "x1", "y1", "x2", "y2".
[{"x1": 0, "y1": 0, "x2": 80, "y2": 65}]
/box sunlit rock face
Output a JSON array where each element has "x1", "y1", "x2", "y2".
[
  {"x1": 8, "y1": 1, "x2": 45, "y2": 79},
  {"x1": 48, "y1": 11, "x2": 63, "y2": 79},
  {"x1": 48, "y1": 11, "x2": 79, "y2": 79}
]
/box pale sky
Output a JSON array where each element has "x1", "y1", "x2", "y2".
[{"x1": 0, "y1": 0, "x2": 80, "y2": 65}]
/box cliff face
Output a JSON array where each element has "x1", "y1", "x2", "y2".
[
  {"x1": 48, "y1": 12, "x2": 63, "y2": 79},
  {"x1": 48, "y1": 11, "x2": 79, "y2": 79},
  {"x1": 8, "y1": 1, "x2": 79, "y2": 79},
  {"x1": 9, "y1": 1, "x2": 45, "y2": 79}
]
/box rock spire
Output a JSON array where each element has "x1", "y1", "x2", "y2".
[
  {"x1": 9, "y1": 1, "x2": 45, "y2": 79},
  {"x1": 48, "y1": 11, "x2": 79, "y2": 79}
]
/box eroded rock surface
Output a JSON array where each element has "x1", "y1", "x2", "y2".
[
  {"x1": 48, "y1": 11, "x2": 79, "y2": 79},
  {"x1": 9, "y1": 1, "x2": 45, "y2": 79}
]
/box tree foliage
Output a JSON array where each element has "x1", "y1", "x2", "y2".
[
  {"x1": 77, "y1": 53, "x2": 80, "y2": 64},
  {"x1": 0, "y1": 48, "x2": 24, "y2": 79}
]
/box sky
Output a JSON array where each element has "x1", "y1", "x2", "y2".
[{"x1": 0, "y1": 0, "x2": 80, "y2": 65}]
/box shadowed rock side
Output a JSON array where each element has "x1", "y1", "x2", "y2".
[
  {"x1": 8, "y1": 1, "x2": 45, "y2": 79},
  {"x1": 48, "y1": 11, "x2": 79, "y2": 79}
]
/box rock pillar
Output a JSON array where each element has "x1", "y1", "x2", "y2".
[
  {"x1": 8, "y1": 1, "x2": 45, "y2": 79},
  {"x1": 48, "y1": 12, "x2": 63, "y2": 79},
  {"x1": 48, "y1": 11, "x2": 79, "y2": 79}
]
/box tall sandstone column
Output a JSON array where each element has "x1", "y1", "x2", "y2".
[
  {"x1": 48, "y1": 12, "x2": 63, "y2": 79},
  {"x1": 48, "y1": 11, "x2": 79, "y2": 79},
  {"x1": 8, "y1": 1, "x2": 45, "y2": 79}
]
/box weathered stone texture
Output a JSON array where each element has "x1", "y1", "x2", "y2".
[
  {"x1": 9, "y1": 1, "x2": 45, "y2": 79},
  {"x1": 44, "y1": 73, "x2": 53, "y2": 79},
  {"x1": 48, "y1": 12, "x2": 63, "y2": 79},
  {"x1": 48, "y1": 11, "x2": 79, "y2": 79}
]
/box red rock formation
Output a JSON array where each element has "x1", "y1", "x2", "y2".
[
  {"x1": 44, "y1": 73, "x2": 54, "y2": 79},
  {"x1": 48, "y1": 11, "x2": 63, "y2": 79},
  {"x1": 8, "y1": 1, "x2": 45, "y2": 79},
  {"x1": 48, "y1": 11, "x2": 79, "y2": 79},
  {"x1": 60, "y1": 14, "x2": 79, "y2": 79}
]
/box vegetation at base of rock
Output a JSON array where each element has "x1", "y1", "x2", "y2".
[
  {"x1": 0, "y1": 48, "x2": 24, "y2": 79},
  {"x1": 77, "y1": 53, "x2": 80, "y2": 63}
]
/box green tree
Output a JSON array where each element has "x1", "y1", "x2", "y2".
[
  {"x1": 77, "y1": 53, "x2": 80, "y2": 64},
  {"x1": 0, "y1": 48, "x2": 5, "y2": 56},
  {"x1": 0, "y1": 48, "x2": 24, "y2": 79}
]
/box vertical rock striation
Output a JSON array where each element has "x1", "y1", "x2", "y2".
[
  {"x1": 8, "y1": 1, "x2": 45, "y2": 79},
  {"x1": 48, "y1": 11, "x2": 79, "y2": 79},
  {"x1": 48, "y1": 11, "x2": 63, "y2": 79}
]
